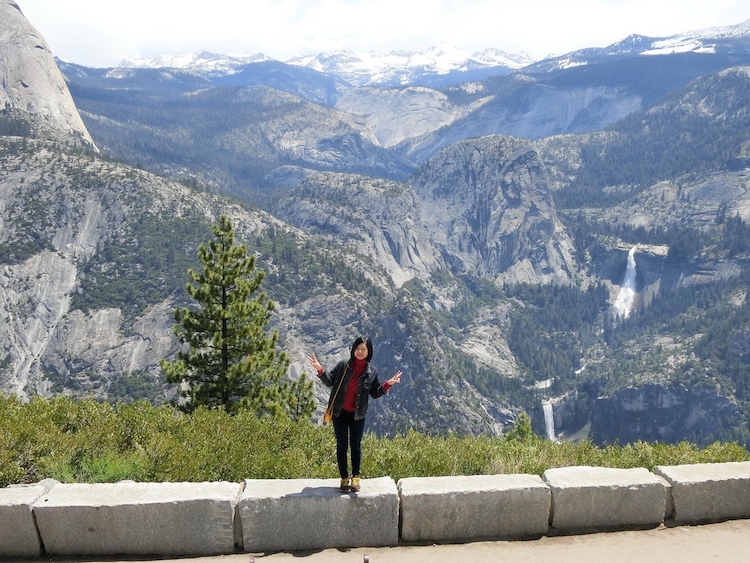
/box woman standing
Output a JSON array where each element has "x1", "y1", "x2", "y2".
[{"x1": 308, "y1": 336, "x2": 402, "y2": 492}]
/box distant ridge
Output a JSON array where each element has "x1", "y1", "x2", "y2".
[
  {"x1": 526, "y1": 18, "x2": 750, "y2": 72},
  {"x1": 120, "y1": 43, "x2": 535, "y2": 87},
  {"x1": 116, "y1": 19, "x2": 750, "y2": 87}
]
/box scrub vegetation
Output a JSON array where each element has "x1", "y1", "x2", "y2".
[{"x1": 1, "y1": 396, "x2": 747, "y2": 488}]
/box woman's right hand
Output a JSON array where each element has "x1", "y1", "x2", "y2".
[{"x1": 307, "y1": 353, "x2": 323, "y2": 373}]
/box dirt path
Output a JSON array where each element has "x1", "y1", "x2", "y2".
[{"x1": 38, "y1": 519, "x2": 750, "y2": 563}]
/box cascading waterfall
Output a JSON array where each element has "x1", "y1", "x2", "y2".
[
  {"x1": 542, "y1": 400, "x2": 555, "y2": 441},
  {"x1": 613, "y1": 245, "x2": 638, "y2": 318}
]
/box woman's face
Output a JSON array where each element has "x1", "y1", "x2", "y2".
[{"x1": 353, "y1": 343, "x2": 369, "y2": 360}]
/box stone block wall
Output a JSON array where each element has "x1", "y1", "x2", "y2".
[{"x1": 1, "y1": 462, "x2": 749, "y2": 558}]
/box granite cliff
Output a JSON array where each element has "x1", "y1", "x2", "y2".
[{"x1": 0, "y1": 1, "x2": 94, "y2": 147}]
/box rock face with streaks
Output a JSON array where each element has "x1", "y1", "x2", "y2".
[
  {"x1": 273, "y1": 135, "x2": 576, "y2": 288},
  {"x1": 0, "y1": 0, "x2": 94, "y2": 146},
  {"x1": 410, "y1": 135, "x2": 576, "y2": 285}
]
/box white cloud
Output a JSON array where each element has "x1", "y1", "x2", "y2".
[{"x1": 17, "y1": 0, "x2": 750, "y2": 67}]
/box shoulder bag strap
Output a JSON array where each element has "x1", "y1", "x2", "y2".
[{"x1": 327, "y1": 363, "x2": 349, "y2": 408}]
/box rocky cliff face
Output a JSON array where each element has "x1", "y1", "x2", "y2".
[
  {"x1": 539, "y1": 382, "x2": 743, "y2": 447},
  {"x1": 410, "y1": 135, "x2": 576, "y2": 285},
  {"x1": 590, "y1": 383, "x2": 741, "y2": 445},
  {"x1": 272, "y1": 135, "x2": 578, "y2": 289},
  {"x1": 395, "y1": 81, "x2": 643, "y2": 165},
  {"x1": 335, "y1": 86, "x2": 479, "y2": 148},
  {"x1": 271, "y1": 169, "x2": 442, "y2": 287},
  {"x1": 0, "y1": 1, "x2": 94, "y2": 147},
  {"x1": 0, "y1": 148, "x2": 220, "y2": 397}
]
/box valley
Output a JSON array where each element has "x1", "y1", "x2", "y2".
[{"x1": 1, "y1": 0, "x2": 750, "y2": 445}]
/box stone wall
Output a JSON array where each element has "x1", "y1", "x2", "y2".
[{"x1": 1, "y1": 462, "x2": 749, "y2": 558}]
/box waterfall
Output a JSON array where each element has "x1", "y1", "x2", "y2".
[
  {"x1": 542, "y1": 400, "x2": 555, "y2": 441},
  {"x1": 613, "y1": 246, "x2": 637, "y2": 318}
]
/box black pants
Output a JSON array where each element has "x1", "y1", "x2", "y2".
[{"x1": 332, "y1": 410, "x2": 366, "y2": 479}]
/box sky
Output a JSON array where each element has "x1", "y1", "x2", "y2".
[{"x1": 17, "y1": 0, "x2": 750, "y2": 68}]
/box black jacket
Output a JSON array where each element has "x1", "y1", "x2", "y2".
[{"x1": 319, "y1": 360, "x2": 388, "y2": 421}]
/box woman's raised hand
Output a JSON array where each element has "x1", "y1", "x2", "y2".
[
  {"x1": 387, "y1": 371, "x2": 403, "y2": 386},
  {"x1": 307, "y1": 353, "x2": 323, "y2": 372}
]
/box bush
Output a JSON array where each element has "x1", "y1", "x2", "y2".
[{"x1": 0, "y1": 395, "x2": 747, "y2": 487}]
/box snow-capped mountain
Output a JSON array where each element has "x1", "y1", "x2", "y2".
[
  {"x1": 643, "y1": 18, "x2": 750, "y2": 55},
  {"x1": 527, "y1": 18, "x2": 750, "y2": 72},
  {"x1": 119, "y1": 43, "x2": 535, "y2": 87},
  {"x1": 286, "y1": 43, "x2": 534, "y2": 86},
  {"x1": 120, "y1": 51, "x2": 273, "y2": 76}
]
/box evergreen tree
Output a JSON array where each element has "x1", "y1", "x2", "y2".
[
  {"x1": 161, "y1": 215, "x2": 314, "y2": 419},
  {"x1": 505, "y1": 412, "x2": 536, "y2": 442}
]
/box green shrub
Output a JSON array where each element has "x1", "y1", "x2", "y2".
[{"x1": 0, "y1": 395, "x2": 747, "y2": 487}]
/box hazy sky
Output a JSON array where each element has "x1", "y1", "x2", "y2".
[{"x1": 17, "y1": 0, "x2": 750, "y2": 68}]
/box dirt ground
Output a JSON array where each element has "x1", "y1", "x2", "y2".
[{"x1": 36, "y1": 518, "x2": 750, "y2": 563}]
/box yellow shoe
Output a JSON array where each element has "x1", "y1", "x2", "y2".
[
  {"x1": 350, "y1": 476, "x2": 361, "y2": 492},
  {"x1": 339, "y1": 477, "x2": 351, "y2": 492}
]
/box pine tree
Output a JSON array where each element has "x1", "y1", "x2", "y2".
[{"x1": 161, "y1": 215, "x2": 314, "y2": 419}]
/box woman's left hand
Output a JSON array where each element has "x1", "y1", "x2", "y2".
[{"x1": 387, "y1": 371, "x2": 403, "y2": 386}]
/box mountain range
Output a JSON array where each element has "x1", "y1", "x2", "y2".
[
  {"x1": 120, "y1": 43, "x2": 535, "y2": 88},
  {"x1": 117, "y1": 19, "x2": 750, "y2": 88},
  {"x1": 2, "y1": 0, "x2": 750, "y2": 446}
]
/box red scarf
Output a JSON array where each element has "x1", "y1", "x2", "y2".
[{"x1": 342, "y1": 358, "x2": 367, "y2": 412}]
